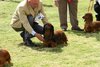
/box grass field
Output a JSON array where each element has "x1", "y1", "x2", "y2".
[{"x1": 0, "y1": 0, "x2": 100, "y2": 67}]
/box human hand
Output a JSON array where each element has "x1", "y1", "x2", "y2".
[{"x1": 34, "y1": 33, "x2": 44, "y2": 42}]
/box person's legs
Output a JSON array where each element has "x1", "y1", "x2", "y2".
[
  {"x1": 22, "y1": 15, "x2": 35, "y2": 46},
  {"x1": 68, "y1": 0, "x2": 83, "y2": 31},
  {"x1": 94, "y1": 1, "x2": 100, "y2": 21},
  {"x1": 58, "y1": 0, "x2": 67, "y2": 31},
  {"x1": 68, "y1": 0, "x2": 78, "y2": 29},
  {"x1": 23, "y1": 15, "x2": 43, "y2": 46},
  {"x1": 33, "y1": 23, "x2": 43, "y2": 34},
  {"x1": 27, "y1": 15, "x2": 43, "y2": 35}
]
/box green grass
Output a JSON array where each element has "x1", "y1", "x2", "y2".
[{"x1": 0, "y1": 0, "x2": 100, "y2": 67}]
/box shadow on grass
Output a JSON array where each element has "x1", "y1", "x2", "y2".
[
  {"x1": 66, "y1": 30, "x2": 100, "y2": 41},
  {"x1": 18, "y1": 42, "x2": 68, "y2": 53},
  {"x1": 43, "y1": 4, "x2": 53, "y2": 7},
  {"x1": 4, "y1": 63, "x2": 13, "y2": 67},
  {"x1": 2, "y1": 0, "x2": 21, "y2": 3},
  {"x1": 10, "y1": 0, "x2": 20, "y2": 3}
]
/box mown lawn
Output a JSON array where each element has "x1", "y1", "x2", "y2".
[{"x1": 0, "y1": 0, "x2": 100, "y2": 67}]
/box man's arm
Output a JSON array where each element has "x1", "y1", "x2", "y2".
[{"x1": 18, "y1": 7, "x2": 44, "y2": 41}]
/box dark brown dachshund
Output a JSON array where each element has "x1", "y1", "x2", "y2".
[
  {"x1": 43, "y1": 23, "x2": 68, "y2": 47},
  {"x1": 83, "y1": 13, "x2": 100, "y2": 32},
  {"x1": 0, "y1": 49, "x2": 12, "y2": 67}
]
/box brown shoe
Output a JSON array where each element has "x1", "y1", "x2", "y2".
[
  {"x1": 62, "y1": 28, "x2": 67, "y2": 31},
  {"x1": 61, "y1": 26, "x2": 67, "y2": 31}
]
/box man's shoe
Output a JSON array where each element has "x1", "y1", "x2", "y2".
[
  {"x1": 24, "y1": 39, "x2": 34, "y2": 46},
  {"x1": 62, "y1": 28, "x2": 67, "y2": 31},
  {"x1": 71, "y1": 27, "x2": 83, "y2": 31},
  {"x1": 61, "y1": 26, "x2": 67, "y2": 31}
]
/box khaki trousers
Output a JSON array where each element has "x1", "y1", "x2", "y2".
[{"x1": 58, "y1": 0, "x2": 78, "y2": 29}]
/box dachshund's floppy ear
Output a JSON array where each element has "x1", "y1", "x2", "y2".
[
  {"x1": 51, "y1": 24, "x2": 54, "y2": 32},
  {"x1": 90, "y1": 13, "x2": 93, "y2": 21},
  {"x1": 43, "y1": 24, "x2": 46, "y2": 34},
  {"x1": 50, "y1": 24, "x2": 54, "y2": 36},
  {"x1": 43, "y1": 23, "x2": 54, "y2": 34}
]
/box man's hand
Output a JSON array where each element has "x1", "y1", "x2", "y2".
[{"x1": 34, "y1": 33, "x2": 44, "y2": 42}]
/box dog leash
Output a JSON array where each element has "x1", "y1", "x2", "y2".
[{"x1": 88, "y1": 0, "x2": 94, "y2": 12}]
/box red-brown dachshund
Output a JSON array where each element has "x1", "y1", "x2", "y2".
[
  {"x1": 83, "y1": 13, "x2": 100, "y2": 32},
  {"x1": 43, "y1": 23, "x2": 68, "y2": 47},
  {"x1": 0, "y1": 49, "x2": 12, "y2": 67}
]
